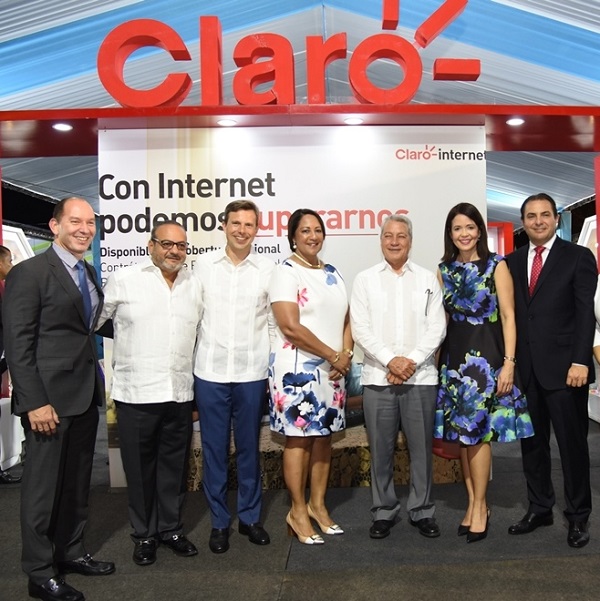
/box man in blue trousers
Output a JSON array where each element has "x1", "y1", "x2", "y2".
[{"x1": 193, "y1": 200, "x2": 274, "y2": 554}]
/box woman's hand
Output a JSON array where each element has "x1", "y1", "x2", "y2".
[
  {"x1": 496, "y1": 361, "x2": 514, "y2": 396},
  {"x1": 329, "y1": 351, "x2": 351, "y2": 381}
]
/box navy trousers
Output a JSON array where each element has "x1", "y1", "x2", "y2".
[{"x1": 194, "y1": 377, "x2": 266, "y2": 528}]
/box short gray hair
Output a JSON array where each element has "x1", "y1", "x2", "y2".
[{"x1": 380, "y1": 214, "x2": 412, "y2": 238}]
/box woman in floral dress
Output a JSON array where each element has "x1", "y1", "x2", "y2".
[
  {"x1": 435, "y1": 203, "x2": 533, "y2": 543},
  {"x1": 269, "y1": 209, "x2": 352, "y2": 545}
]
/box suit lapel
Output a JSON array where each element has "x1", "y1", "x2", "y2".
[
  {"x1": 83, "y1": 260, "x2": 104, "y2": 330},
  {"x1": 46, "y1": 247, "x2": 89, "y2": 326},
  {"x1": 530, "y1": 237, "x2": 564, "y2": 301},
  {"x1": 513, "y1": 246, "x2": 530, "y2": 306}
]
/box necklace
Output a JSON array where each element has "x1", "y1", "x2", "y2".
[{"x1": 292, "y1": 251, "x2": 322, "y2": 269}]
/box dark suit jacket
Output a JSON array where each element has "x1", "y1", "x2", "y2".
[
  {"x1": 0, "y1": 289, "x2": 6, "y2": 375},
  {"x1": 505, "y1": 236, "x2": 597, "y2": 390},
  {"x1": 2, "y1": 246, "x2": 105, "y2": 417}
]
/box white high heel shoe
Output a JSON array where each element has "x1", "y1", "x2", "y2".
[
  {"x1": 286, "y1": 511, "x2": 325, "y2": 545},
  {"x1": 307, "y1": 504, "x2": 344, "y2": 535}
]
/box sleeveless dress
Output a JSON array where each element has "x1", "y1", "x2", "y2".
[
  {"x1": 434, "y1": 254, "x2": 534, "y2": 445},
  {"x1": 268, "y1": 259, "x2": 347, "y2": 436}
]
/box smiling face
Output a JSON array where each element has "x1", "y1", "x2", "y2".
[
  {"x1": 521, "y1": 199, "x2": 559, "y2": 246},
  {"x1": 223, "y1": 209, "x2": 258, "y2": 258},
  {"x1": 381, "y1": 219, "x2": 411, "y2": 271},
  {"x1": 148, "y1": 223, "x2": 187, "y2": 275},
  {"x1": 49, "y1": 198, "x2": 96, "y2": 260},
  {"x1": 293, "y1": 214, "x2": 324, "y2": 263},
  {"x1": 450, "y1": 213, "x2": 480, "y2": 258}
]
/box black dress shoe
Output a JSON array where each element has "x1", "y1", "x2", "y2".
[
  {"x1": 209, "y1": 528, "x2": 230, "y2": 553},
  {"x1": 567, "y1": 521, "x2": 590, "y2": 548},
  {"x1": 409, "y1": 517, "x2": 441, "y2": 538},
  {"x1": 508, "y1": 511, "x2": 553, "y2": 535},
  {"x1": 58, "y1": 554, "x2": 115, "y2": 576},
  {"x1": 239, "y1": 522, "x2": 271, "y2": 545},
  {"x1": 369, "y1": 520, "x2": 394, "y2": 539},
  {"x1": 161, "y1": 534, "x2": 198, "y2": 556},
  {"x1": 28, "y1": 577, "x2": 84, "y2": 601},
  {"x1": 132, "y1": 539, "x2": 158, "y2": 566},
  {"x1": 457, "y1": 524, "x2": 469, "y2": 536},
  {"x1": 0, "y1": 470, "x2": 22, "y2": 484}
]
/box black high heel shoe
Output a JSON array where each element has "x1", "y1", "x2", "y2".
[
  {"x1": 457, "y1": 524, "x2": 469, "y2": 537},
  {"x1": 466, "y1": 508, "x2": 491, "y2": 544}
]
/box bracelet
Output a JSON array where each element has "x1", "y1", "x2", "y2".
[
  {"x1": 331, "y1": 352, "x2": 340, "y2": 365},
  {"x1": 343, "y1": 348, "x2": 354, "y2": 358},
  {"x1": 503, "y1": 356, "x2": 517, "y2": 363}
]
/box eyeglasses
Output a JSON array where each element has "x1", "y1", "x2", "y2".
[{"x1": 151, "y1": 238, "x2": 188, "y2": 251}]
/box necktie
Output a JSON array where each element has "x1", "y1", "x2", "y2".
[
  {"x1": 529, "y1": 246, "x2": 544, "y2": 296},
  {"x1": 76, "y1": 260, "x2": 93, "y2": 327}
]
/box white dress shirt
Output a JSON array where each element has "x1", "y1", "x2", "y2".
[
  {"x1": 52, "y1": 242, "x2": 100, "y2": 327},
  {"x1": 527, "y1": 234, "x2": 556, "y2": 283},
  {"x1": 193, "y1": 248, "x2": 275, "y2": 383},
  {"x1": 98, "y1": 259, "x2": 202, "y2": 403},
  {"x1": 350, "y1": 259, "x2": 446, "y2": 386}
]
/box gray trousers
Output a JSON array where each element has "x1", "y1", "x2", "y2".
[{"x1": 363, "y1": 384, "x2": 436, "y2": 522}]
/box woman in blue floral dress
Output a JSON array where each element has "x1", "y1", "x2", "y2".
[
  {"x1": 269, "y1": 209, "x2": 352, "y2": 545},
  {"x1": 435, "y1": 203, "x2": 533, "y2": 543}
]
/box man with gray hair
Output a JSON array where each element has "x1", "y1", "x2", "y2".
[{"x1": 350, "y1": 215, "x2": 446, "y2": 540}]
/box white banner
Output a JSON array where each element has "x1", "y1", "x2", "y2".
[{"x1": 98, "y1": 125, "x2": 486, "y2": 288}]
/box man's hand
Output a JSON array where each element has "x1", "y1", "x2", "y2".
[
  {"x1": 386, "y1": 372, "x2": 405, "y2": 385},
  {"x1": 387, "y1": 356, "x2": 416, "y2": 381},
  {"x1": 28, "y1": 404, "x2": 60, "y2": 436},
  {"x1": 566, "y1": 364, "x2": 589, "y2": 388}
]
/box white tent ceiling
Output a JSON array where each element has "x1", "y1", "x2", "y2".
[{"x1": 0, "y1": 0, "x2": 598, "y2": 226}]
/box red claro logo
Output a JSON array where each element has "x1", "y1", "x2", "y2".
[{"x1": 97, "y1": 0, "x2": 480, "y2": 108}]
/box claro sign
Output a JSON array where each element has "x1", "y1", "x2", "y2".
[{"x1": 97, "y1": 0, "x2": 480, "y2": 108}]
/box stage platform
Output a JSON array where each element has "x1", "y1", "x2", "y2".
[{"x1": 187, "y1": 422, "x2": 463, "y2": 491}]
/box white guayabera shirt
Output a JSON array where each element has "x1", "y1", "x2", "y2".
[
  {"x1": 193, "y1": 248, "x2": 275, "y2": 383},
  {"x1": 350, "y1": 259, "x2": 446, "y2": 387},
  {"x1": 98, "y1": 259, "x2": 203, "y2": 403}
]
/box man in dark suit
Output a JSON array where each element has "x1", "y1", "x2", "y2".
[
  {"x1": 3, "y1": 198, "x2": 115, "y2": 601},
  {"x1": 505, "y1": 192, "x2": 597, "y2": 549},
  {"x1": 0, "y1": 244, "x2": 22, "y2": 484}
]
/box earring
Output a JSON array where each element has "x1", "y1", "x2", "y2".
[{"x1": 292, "y1": 242, "x2": 297, "y2": 250}]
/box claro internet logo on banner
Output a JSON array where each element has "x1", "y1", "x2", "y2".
[
  {"x1": 395, "y1": 145, "x2": 486, "y2": 161},
  {"x1": 96, "y1": 0, "x2": 481, "y2": 108}
]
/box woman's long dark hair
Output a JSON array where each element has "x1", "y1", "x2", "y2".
[{"x1": 441, "y1": 202, "x2": 490, "y2": 263}]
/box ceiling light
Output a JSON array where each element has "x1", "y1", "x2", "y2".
[
  {"x1": 52, "y1": 123, "x2": 73, "y2": 132},
  {"x1": 217, "y1": 119, "x2": 237, "y2": 127},
  {"x1": 506, "y1": 117, "x2": 524, "y2": 126},
  {"x1": 344, "y1": 117, "x2": 364, "y2": 125}
]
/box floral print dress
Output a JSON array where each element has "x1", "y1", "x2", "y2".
[
  {"x1": 434, "y1": 254, "x2": 534, "y2": 445},
  {"x1": 268, "y1": 259, "x2": 348, "y2": 436}
]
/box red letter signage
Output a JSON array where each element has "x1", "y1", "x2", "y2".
[
  {"x1": 97, "y1": 19, "x2": 192, "y2": 108},
  {"x1": 233, "y1": 34, "x2": 295, "y2": 105},
  {"x1": 96, "y1": 1, "x2": 480, "y2": 108}
]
